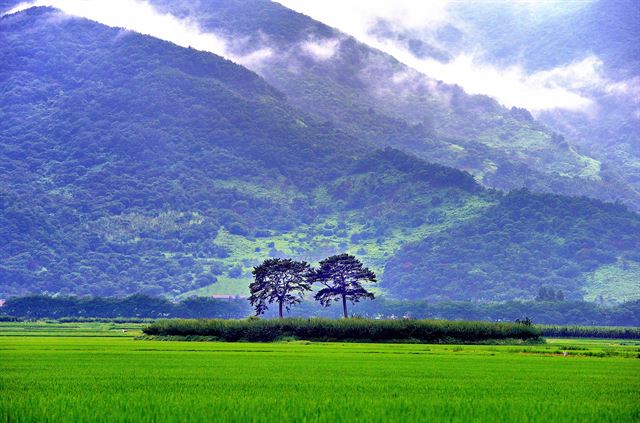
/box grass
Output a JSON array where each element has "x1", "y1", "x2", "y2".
[
  {"x1": 0, "y1": 321, "x2": 145, "y2": 337},
  {"x1": 584, "y1": 260, "x2": 640, "y2": 302},
  {"x1": 181, "y1": 275, "x2": 251, "y2": 297},
  {"x1": 476, "y1": 124, "x2": 602, "y2": 181},
  {"x1": 1, "y1": 323, "x2": 639, "y2": 422}
]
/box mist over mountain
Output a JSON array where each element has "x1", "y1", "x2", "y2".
[
  {"x1": 1, "y1": 5, "x2": 639, "y2": 304},
  {"x1": 272, "y1": 0, "x2": 640, "y2": 208},
  {"x1": 146, "y1": 0, "x2": 640, "y2": 211},
  {"x1": 448, "y1": 0, "x2": 640, "y2": 219}
]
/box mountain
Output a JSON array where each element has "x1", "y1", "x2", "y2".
[
  {"x1": 448, "y1": 0, "x2": 640, "y2": 218},
  {"x1": 1, "y1": 7, "x2": 639, "y2": 303},
  {"x1": 452, "y1": 0, "x2": 639, "y2": 75},
  {"x1": 147, "y1": 0, "x2": 640, "y2": 211},
  {"x1": 384, "y1": 190, "x2": 640, "y2": 302},
  {"x1": 0, "y1": 7, "x2": 483, "y2": 297}
]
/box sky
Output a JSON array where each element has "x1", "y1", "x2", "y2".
[{"x1": 5, "y1": 0, "x2": 637, "y2": 114}]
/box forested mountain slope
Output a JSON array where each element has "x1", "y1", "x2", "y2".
[
  {"x1": 1, "y1": 7, "x2": 638, "y2": 303},
  {"x1": 0, "y1": 7, "x2": 483, "y2": 297},
  {"x1": 149, "y1": 0, "x2": 639, "y2": 211},
  {"x1": 449, "y1": 0, "x2": 640, "y2": 217},
  {"x1": 384, "y1": 190, "x2": 640, "y2": 302}
]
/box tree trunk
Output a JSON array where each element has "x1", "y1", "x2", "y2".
[
  {"x1": 342, "y1": 294, "x2": 348, "y2": 318},
  {"x1": 278, "y1": 300, "x2": 283, "y2": 318}
]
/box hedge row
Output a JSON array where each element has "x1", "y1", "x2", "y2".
[
  {"x1": 540, "y1": 325, "x2": 640, "y2": 339},
  {"x1": 143, "y1": 318, "x2": 542, "y2": 343}
]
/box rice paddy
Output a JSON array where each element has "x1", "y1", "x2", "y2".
[{"x1": 1, "y1": 322, "x2": 639, "y2": 422}]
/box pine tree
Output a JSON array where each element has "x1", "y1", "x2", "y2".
[
  {"x1": 249, "y1": 258, "x2": 311, "y2": 318},
  {"x1": 311, "y1": 254, "x2": 376, "y2": 318}
]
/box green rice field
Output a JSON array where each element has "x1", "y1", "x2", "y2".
[{"x1": 1, "y1": 322, "x2": 639, "y2": 422}]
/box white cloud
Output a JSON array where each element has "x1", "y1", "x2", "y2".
[
  {"x1": 358, "y1": 32, "x2": 597, "y2": 112},
  {"x1": 300, "y1": 38, "x2": 341, "y2": 61},
  {"x1": 236, "y1": 47, "x2": 274, "y2": 69},
  {"x1": 277, "y1": 0, "x2": 452, "y2": 41},
  {"x1": 274, "y1": 0, "x2": 635, "y2": 113},
  {"x1": 530, "y1": 55, "x2": 606, "y2": 92},
  {"x1": 604, "y1": 77, "x2": 640, "y2": 103},
  {"x1": 7, "y1": 0, "x2": 636, "y2": 114},
  {"x1": 414, "y1": 53, "x2": 597, "y2": 112},
  {"x1": 5, "y1": 0, "x2": 271, "y2": 67}
]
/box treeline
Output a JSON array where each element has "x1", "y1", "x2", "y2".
[
  {"x1": 270, "y1": 298, "x2": 640, "y2": 327},
  {"x1": 2, "y1": 295, "x2": 639, "y2": 326},
  {"x1": 143, "y1": 318, "x2": 542, "y2": 343},
  {"x1": 539, "y1": 325, "x2": 640, "y2": 339},
  {"x1": 0, "y1": 295, "x2": 250, "y2": 320}
]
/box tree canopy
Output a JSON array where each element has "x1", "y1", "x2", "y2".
[
  {"x1": 249, "y1": 258, "x2": 312, "y2": 317},
  {"x1": 311, "y1": 254, "x2": 376, "y2": 318}
]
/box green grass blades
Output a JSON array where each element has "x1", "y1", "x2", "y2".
[{"x1": 1, "y1": 325, "x2": 639, "y2": 422}]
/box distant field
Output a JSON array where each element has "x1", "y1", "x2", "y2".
[{"x1": 1, "y1": 323, "x2": 639, "y2": 422}]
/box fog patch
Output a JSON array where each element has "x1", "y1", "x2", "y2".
[
  {"x1": 236, "y1": 47, "x2": 275, "y2": 69},
  {"x1": 300, "y1": 38, "x2": 341, "y2": 61}
]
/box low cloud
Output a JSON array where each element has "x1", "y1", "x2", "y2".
[
  {"x1": 402, "y1": 51, "x2": 597, "y2": 113},
  {"x1": 276, "y1": 0, "x2": 452, "y2": 40},
  {"x1": 236, "y1": 47, "x2": 274, "y2": 69},
  {"x1": 7, "y1": 0, "x2": 637, "y2": 115},
  {"x1": 355, "y1": 34, "x2": 596, "y2": 113},
  {"x1": 275, "y1": 0, "x2": 637, "y2": 114},
  {"x1": 300, "y1": 38, "x2": 341, "y2": 61}
]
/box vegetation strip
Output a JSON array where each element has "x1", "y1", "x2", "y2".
[
  {"x1": 540, "y1": 325, "x2": 640, "y2": 339},
  {"x1": 143, "y1": 318, "x2": 542, "y2": 343},
  {"x1": 4, "y1": 295, "x2": 640, "y2": 327}
]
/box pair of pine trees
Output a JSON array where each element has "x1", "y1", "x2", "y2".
[{"x1": 248, "y1": 253, "x2": 376, "y2": 318}]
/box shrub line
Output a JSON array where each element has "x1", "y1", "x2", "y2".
[{"x1": 143, "y1": 318, "x2": 542, "y2": 343}]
